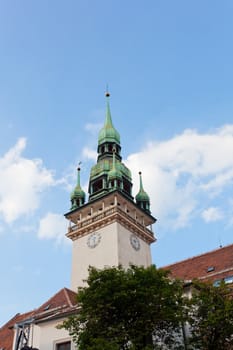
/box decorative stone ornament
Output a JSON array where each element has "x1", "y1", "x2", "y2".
[
  {"x1": 130, "y1": 234, "x2": 140, "y2": 251},
  {"x1": 87, "y1": 232, "x2": 101, "y2": 248}
]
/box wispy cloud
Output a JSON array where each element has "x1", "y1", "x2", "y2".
[
  {"x1": 82, "y1": 147, "x2": 96, "y2": 161},
  {"x1": 3, "y1": 124, "x2": 233, "y2": 240},
  {"x1": 126, "y1": 124, "x2": 233, "y2": 229},
  {"x1": 201, "y1": 207, "x2": 224, "y2": 222},
  {"x1": 0, "y1": 138, "x2": 55, "y2": 223},
  {"x1": 85, "y1": 122, "x2": 102, "y2": 135},
  {"x1": 37, "y1": 212, "x2": 69, "y2": 245}
]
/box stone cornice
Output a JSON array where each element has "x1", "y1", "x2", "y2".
[{"x1": 67, "y1": 206, "x2": 156, "y2": 244}]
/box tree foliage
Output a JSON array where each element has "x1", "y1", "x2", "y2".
[
  {"x1": 188, "y1": 280, "x2": 233, "y2": 350},
  {"x1": 61, "y1": 265, "x2": 233, "y2": 350},
  {"x1": 61, "y1": 265, "x2": 185, "y2": 349}
]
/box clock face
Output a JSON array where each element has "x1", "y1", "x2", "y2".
[
  {"x1": 130, "y1": 234, "x2": 140, "y2": 251},
  {"x1": 87, "y1": 232, "x2": 101, "y2": 249}
]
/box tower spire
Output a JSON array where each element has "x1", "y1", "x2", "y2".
[
  {"x1": 105, "y1": 90, "x2": 114, "y2": 128},
  {"x1": 88, "y1": 92, "x2": 132, "y2": 201},
  {"x1": 98, "y1": 91, "x2": 120, "y2": 146}
]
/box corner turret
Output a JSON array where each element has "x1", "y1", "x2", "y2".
[
  {"x1": 135, "y1": 171, "x2": 151, "y2": 213},
  {"x1": 70, "y1": 167, "x2": 86, "y2": 210}
]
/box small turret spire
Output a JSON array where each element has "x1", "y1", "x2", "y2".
[
  {"x1": 139, "y1": 171, "x2": 144, "y2": 191},
  {"x1": 135, "y1": 171, "x2": 151, "y2": 213},
  {"x1": 70, "y1": 167, "x2": 86, "y2": 210},
  {"x1": 77, "y1": 167, "x2": 81, "y2": 186}
]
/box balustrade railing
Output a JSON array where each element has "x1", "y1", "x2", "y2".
[{"x1": 68, "y1": 205, "x2": 153, "y2": 237}]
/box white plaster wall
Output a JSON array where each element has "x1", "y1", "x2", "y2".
[
  {"x1": 71, "y1": 221, "x2": 152, "y2": 291},
  {"x1": 31, "y1": 319, "x2": 74, "y2": 350},
  {"x1": 117, "y1": 224, "x2": 152, "y2": 267},
  {"x1": 71, "y1": 222, "x2": 119, "y2": 290},
  {"x1": 29, "y1": 324, "x2": 40, "y2": 348}
]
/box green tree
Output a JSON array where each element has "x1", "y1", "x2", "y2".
[
  {"x1": 188, "y1": 280, "x2": 233, "y2": 350},
  {"x1": 61, "y1": 265, "x2": 186, "y2": 350}
]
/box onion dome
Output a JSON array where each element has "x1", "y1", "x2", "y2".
[
  {"x1": 70, "y1": 167, "x2": 86, "y2": 210},
  {"x1": 98, "y1": 92, "x2": 120, "y2": 146},
  {"x1": 135, "y1": 172, "x2": 150, "y2": 213}
]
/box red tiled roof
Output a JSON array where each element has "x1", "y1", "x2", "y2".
[
  {"x1": 163, "y1": 244, "x2": 233, "y2": 282},
  {"x1": 35, "y1": 287, "x2": 77, "y2": 316},
  {"x1": 0, "y1": 287, "x2": 77, "y2": 350},
  {"x1": 35, "y1": 287, "x2": 78, "y2": 323}
]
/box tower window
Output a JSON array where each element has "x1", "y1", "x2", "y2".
[
  {"x1": 93, "y1": 179, "x2": 103, "y2": 193},
  {"x1": 123, "y1": 180, "x2": 131, "y2": 194}
]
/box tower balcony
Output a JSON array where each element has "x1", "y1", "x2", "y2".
[{"x1": 65, "y1": 191, "x2": 156, "y2": 245}]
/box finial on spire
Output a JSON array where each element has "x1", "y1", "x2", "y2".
[
  {"x1": 77, "y1": 161, "x2": 82, "y2": 173},
  {"x1": 105, "y1": 84, "x2": 110, "y2": 97}
]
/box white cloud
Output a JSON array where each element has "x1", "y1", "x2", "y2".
[
  {"x1": 201, "y1": 207, "x2": 224, "y2": 222},
  {"x1": 0, "y1": 138, "x2": 55, "y2": 223},
  {"x1": 82, "y1": 147, "x2": 96, "y2": 161},
  {"x1": 85, "y1": 122, "x2": 102, "y2": 134},
  {"x1": 37, "y1": 212, "x2": 69, "y2": 244},
  {"x1": 126, "y1": 124, "x2": 233, "y2": 229}
]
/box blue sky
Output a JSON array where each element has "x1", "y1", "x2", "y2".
[{"x1": 1, "y1": 0, "x2": 233, "y2": 325}]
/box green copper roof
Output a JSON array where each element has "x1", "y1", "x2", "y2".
[
  {"x1": 135, "y1": 172, "x2": 150, "y2": 202},
  {"x1": 87, "y1": 92, "x2": 133, "y2": 201},
  {"x1": 90, "y1": 159, "x2": 131, "y2": 181},
  {"x1": 98, "y1": 93, "x2": 120, "y2": 146},
  {"x1": 108, "y1": 151, "x2": 122, "y2": 180},
  {"x1": 71, "y1": 167, "x2": 86, "y2": 200}
]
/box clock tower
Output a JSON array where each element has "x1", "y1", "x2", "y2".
[{"x1": 65, "y1": 92, "x2": 156, "y2": 291}]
